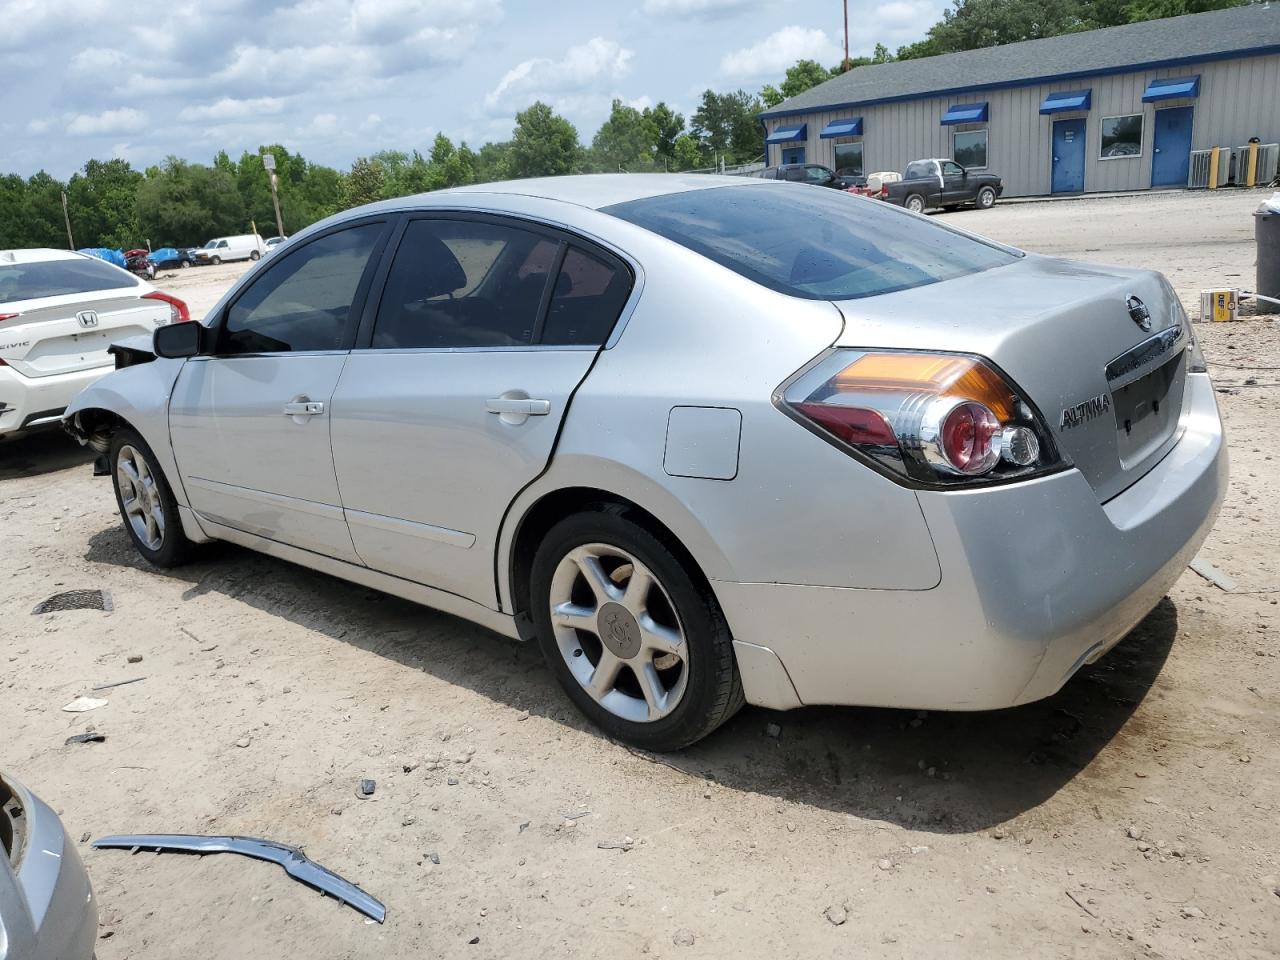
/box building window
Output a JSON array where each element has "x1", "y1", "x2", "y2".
[
  {"x1": 953, "y1": 129, "x2": 988, "y2": 168},
  {"x1": 1100, "y1": 114, "x2": 1143, "y2": 158},
  {"x1": 833, "y1": 140, "x2": 864, "y2": 177}
]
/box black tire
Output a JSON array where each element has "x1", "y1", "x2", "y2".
[
  {"x1": 179, "y1": 260, "x2": 189, "y2": 269},
  {"x1": 905, "y1": 193, "x2": 926, "y2": 213},
  {"x1": 211, "y1": 255, "x2": 221, "y2": 265},
  {"x1": 976, "y1": 186, "x2": 997, "y2": 209},
  {"x1": 109, "y1": 427, "x2": 193, "y2": 568},
  {"x1": 249, "y1": 250, "x2": 260, "y2": 261},
  {"x1": 530, "y1": 507, "x2": 744, "y2": 751}
]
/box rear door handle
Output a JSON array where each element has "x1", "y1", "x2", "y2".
[
  {"x1": 282, "y1": 400, "x2": 325, "y2": 416},
  {"x1": 486, "y1": 398, "x2": 551, "y2": 416}
]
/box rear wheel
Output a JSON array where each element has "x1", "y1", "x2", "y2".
[
  {"x1": 210, "y1": 255, "x2": 221, "y2": 265},
  {"x1": 530, "y1": 508, "x2": 743, "y2": 751},
  {"x1": 249, "y1": 250, "x2": 261, "y2": 261},
  {"x1": 905, "y1": 193, "x2": 926, "y2": 213},
  {"x1": 179, "y1": 260, "x2": 189, "y2": 269},
  {"x1": 976, "y1": 186, "x2": 997, "y2": 209},
  {"x1": 110, "y1": 428, "x2": 192, "y2": 568}
]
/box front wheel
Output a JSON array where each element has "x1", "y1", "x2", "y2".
[
  {"x1": 110, "y1": 428, "x2": 193, "y2": 567},
  {"x1": 530, "y1": 508, "x2": 743, "y2": 751},
  {"x1": 178, "y1": 259, "x2": 189, "y2": 269},
  {"x1": 249, "y1": 251, "x2": 260, "y2": 261},
  {"x1": 976, "y1": 186, "x2": 997, "y2": 209},
  {"x1": 210, "y1": 255, "x2": 221, "y2": 265},
  {"x1": 905, "y1": 193, "x2": 926, "y2": 213}
]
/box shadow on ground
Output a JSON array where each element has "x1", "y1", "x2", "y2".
[
  {"x1": 87, "y1": 525, "x2": 1176, "y2": 834},
  {"x1": 0, "y1": 429, "x2": 94, "y2": 480}
]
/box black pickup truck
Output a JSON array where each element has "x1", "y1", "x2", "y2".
[{"x1": 883, "y1": 159, "x2": 1003, "y2": 213}]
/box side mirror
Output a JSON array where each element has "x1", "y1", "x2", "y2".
[{"x1": 153, "y1": 321, "x2": 206, "y2": 359}]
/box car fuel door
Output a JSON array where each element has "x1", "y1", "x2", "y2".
[
  {"x1": 330, "y1": 215, "x2": 635, "y2": 607},
  {"x1": 168, "y1": 220, "x2": 389, "y2": 562}
]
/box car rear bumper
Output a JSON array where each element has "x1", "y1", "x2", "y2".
[
  {"x1": 0, "y1": 774, "x2": 97, "y2": 960},
  {"x1": 0, "y1": 363, "x2": 113, "y2": 436},
  {"x1": 718, "y1": 372, "x2": 1226, "y2": 711}
]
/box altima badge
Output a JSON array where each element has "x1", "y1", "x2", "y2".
[
  {"x1": 1060, "y1": 394, "x2": 1111, "y2": 430},
  {"x1": 1126, "y1": 296, "x2": 1152, "y2": 332}
]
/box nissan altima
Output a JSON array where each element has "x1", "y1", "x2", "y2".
[{"x1": 64, "y1": 175, "x2": 1226, "y2": 750}]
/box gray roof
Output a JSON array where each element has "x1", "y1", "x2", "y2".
[{"x1": 761, "y1": 3, "x2": 1280, "y2": 118}]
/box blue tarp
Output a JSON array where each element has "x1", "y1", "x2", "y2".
[
  {"x1": 1142, "y1": 76, "x2": 1200, "y2": 102},
  {"x1": 819, "y1": 118, "x2": 863, "y2": 138},
  {"x1": 1039, "y1": 90, "x2": 1092, "y2": 114},
  {"x1": 78, "y1": 248, "x2": 126, "y2": 267},
  {"x1": 941, "y1": 102, "x2": 989, "y2": 125},
  {"x1": 765, "y1": 124, "x2": 807, "y2": 144},
  {"x1": 150, "y1": 247, "x2": 181, "y2": 264}
]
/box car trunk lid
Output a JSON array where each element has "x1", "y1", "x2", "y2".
[
  {"x1": 0, "y1": 294, "x2": 168, "y2": 378},
  {"x1": 833, "y1": 254, "x2": 1191, "y2": 502}
]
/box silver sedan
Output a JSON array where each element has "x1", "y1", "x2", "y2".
[{"x1": 65, "y1": 175, "x2": 1227, "y2": 750}]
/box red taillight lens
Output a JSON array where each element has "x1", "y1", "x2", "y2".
[
  {"x1": 779, "y1": 350, "x2": 1062, "y2": 487},
  {"x1": 0, "y1": 313, "x2": 18, "y2": 323},
  {"x1": 142, "y1": 291, "x2": 190, "y2": 324}
]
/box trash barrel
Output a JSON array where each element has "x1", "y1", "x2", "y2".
[{"x1": 1257, "y1": 199, "x2": 1280, "y2": 302}]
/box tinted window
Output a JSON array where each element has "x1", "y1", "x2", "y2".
[
  {"x1": 833, "y1": 141, "x2": 863, "y2": 176},
  {"x1": 372, "y1": 219, "x2": 557, "y2": 349},
  {"x1": 221, "y1": 223, "x2": 382, "y2": 354},
  {"x1": 1100, "y1": 115, "x2": 1142, "y2": 158},
  {"x1": 952, "y1": 131, "x2": 987, "y2": 168},
  {"x1": 905, "y1": 161, "x2": 934, "y2": 179},
  {"x1": 0, "y1": 257, "x2": 138, "y2": 303},
  {"x1": 603, "y1": 184, "x2": 1019, "y2": 301},
  {"x1": 540, "y1": 247, "x2": 633, "y2": 346},
  {"x1": 942, "y1": 161, "x2": 965, "y2": 177}
]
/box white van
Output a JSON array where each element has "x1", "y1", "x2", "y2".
[{"x1": 193, "y1": 234, "x2": 265, "y2": 265}]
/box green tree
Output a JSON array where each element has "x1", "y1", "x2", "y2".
[
  {"x1": 341, "y1": 157, "x2": 386, "y2": 210},
  {"x1": 670, "y1": 134, "x2": 706, "y2": 171},
  {"x1": 643, "y1": 102, "x2": 686, "y2": 168},
  {"x1": 474, "y1": 141, "x2": 513, "y2": 183},
  {"x1": 20, "y1": 172, "x2": 69, "y2": 248},
  {"x1": 761, "y1": 59, "x2": 837, "y2": 107},
  {"x1": 591, "y1": 99, "x2": 659, "y2": 171},
  {"x1": 135, "y1": 157, "x2": 245, "y2": 246},
  {"x1": 509, "y1": 102, "x2": 582, "y2": 178},
  {"x1": 429, "y1": 134, "x2": 478, "y2": 189},
  {"x1": 690, "y1": 89, "x2": 764, "y2": 163},
  {"x1": 65, "y1": 159, "x2": 143, "y2": 248}
]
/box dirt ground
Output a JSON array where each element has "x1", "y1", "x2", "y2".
[{"x1": 2, "y1": 188, "x2": 1278, "y2": 959}]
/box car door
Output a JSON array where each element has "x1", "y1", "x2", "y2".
[
  {"x1": 940, "y1": 160, "x2": 968, "y2": 203},
  {"x1": 168, "y1": 218, "x2": 390, "y2": 561},
  {"x1": 329, "y1": 213, "x2": 635, "y2": 606}
]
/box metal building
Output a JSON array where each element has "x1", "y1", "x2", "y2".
[{"x1": 760, "y1": 4, "x2": 1280, "y2": 197}]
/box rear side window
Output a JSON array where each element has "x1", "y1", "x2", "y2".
[
  {"x1": 602, "y1": 184, "x2": 1019, "y2": 301},
  {"x1": 541, "y1": 247, "x2": 633, "y2": 346},
  {"x1": 222, "y1": 223, "x2": 383, "y2": 354},
  {"x1": 0, "y1": 257, "x2": 138, "y2": 303},
  {"x1": 905, "y1": 161, "x2": 934, "y2": 179}
]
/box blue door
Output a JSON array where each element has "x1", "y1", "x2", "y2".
[
  {"x1": 1051, "y1": 118, "x2": 1086, "y2": 193},
  {"x1": 781, "y1": 146, "x2": 805, "y2": 165},
  {"x1": 1151, "y1": 107, "x2": 1193, "y2": 187}
]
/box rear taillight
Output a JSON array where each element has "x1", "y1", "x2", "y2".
[
  {"x1": 879, "y1": 185, "x2": 889, "y2": 197},
  {"x1": 143, "y1": 291, "x2": 190, "y2": 324},
  {"x1": 778, "y1": 350, "x2": 1063, "y2": 487},
  {"x1": 0, "y1": 312, "x2": 18, "y2": 323}
]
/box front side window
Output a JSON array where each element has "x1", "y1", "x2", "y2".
[
  {"x1": 372, "y1": 219, "x2": 559, "y2": 349},
  {"x1": 603, "y1": 184, "x2": 1019, "y2": 301},
  {"x1": 833, "y1": 141, "x2": 863, "y2": 177},
  {"x1": 221, "y1": 223, "x2": 383, "y2": 354},
  {"x1": 952, "y1": 131, "x2": 987, "y2": 168},
  {"x1": 805, "y1": 165, "x2": 832, "y2": 184},
  {"x1": 1100, "y1": 114, "x2": 1143, "y2": 158}
]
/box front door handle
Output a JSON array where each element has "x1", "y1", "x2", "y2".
[
  {"x1": 486, "y1": 398, "x2": 551, "y2": 416},
  {"x1": 282, "y1": 400, "x2": 325, "y2": 417}
]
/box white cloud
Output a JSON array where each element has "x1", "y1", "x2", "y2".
[
  {"x1": 69, "y1": 47, "x2": 128, "y2": 74},
  {"x1": 177, "y1": 97, "x2": 287, "y2": 122},
  {"x1": 641, "y1": 0, "x2": 758, "y2": 16},
  {"x1": 719, "y1": 25, "x2": 843, "y2": 80},
  {"x1": 27, "y1": 118, "x2": 52, "y2": 134},
  {"x1": 487, "y1": 37, "x2": 633, "y2": 110},
  {"x1": 66, "y1": 108, "x2": 148, "y2": 136},
  {"x1": 626, "y1": 95, "x2": 654, "y2": 111}
]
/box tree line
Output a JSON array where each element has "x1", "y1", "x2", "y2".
[{"x1": 0, "y1": 0, "x2": 1246, "y2": 251}]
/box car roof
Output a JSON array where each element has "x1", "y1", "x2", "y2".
[
  {"x1": 0, "y1": 248, "x2": 86, "y2": 265},
  {"x1": 365, "y1": 173, "x2": 767, "y2": 213}
]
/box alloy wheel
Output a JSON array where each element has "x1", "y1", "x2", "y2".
[
  {"x1": 548, "y1": 543, "x2": 688, "y2": 724},
  {"x1": 116, "y1": 444, "x2": 165, "y2": 551},
  {"x1": 907, "y1": 195, "x2": 924, "y2": 213}
]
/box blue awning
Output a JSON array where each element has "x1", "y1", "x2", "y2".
[
  {"x1": 1142, "y1": 76, "x2": 1200, "y2": 102},
  {"x1": 1039, "y1": 89, "x2": 1091, "y2": 114},
  {"x1": 819, "y1": 117, "x2": 863, "y2": 139},
  {"x1": 765, "y1": 123, "x2": 806, "y2": 144},
  {"x1": 941, "y1": 102, "x2": 988, "y2": 125}
]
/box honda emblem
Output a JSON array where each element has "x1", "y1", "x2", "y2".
[{"x1": 76, "y1": 310, "x2": 99, "y2": 329}]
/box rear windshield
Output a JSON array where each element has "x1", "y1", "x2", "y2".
[
  {"x1": 602, "y1": 184, "x2": 1019, "y2": 301},
  {"x1": 0, "y1": 257, "x2": 138, "y2": 303}
]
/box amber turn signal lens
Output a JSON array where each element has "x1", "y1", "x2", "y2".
[{"x1": 830, "y1": 352, "x2": 1017, "y2": 421}]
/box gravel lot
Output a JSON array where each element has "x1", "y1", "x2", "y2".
[{"x1": 2, "y1": 188, "x2": 1277, "y2": 959}]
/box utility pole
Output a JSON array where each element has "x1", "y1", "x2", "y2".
[
  {"x1": 843, "y1": 0, "x2": 850, "y2": 72},
  {"x1": 60, "y1": 191, "x2": 75, "y2": 250},
  {"x1": 261, "y1": 153, "x2": 285, "y2": 239}
]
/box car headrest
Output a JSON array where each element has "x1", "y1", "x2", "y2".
[
  {"x1": 411, "y1": 233, "x2": 468, "y2": 298},
  {"x1": 554, "y1": 271, "x2": 573, "y2": 298}
]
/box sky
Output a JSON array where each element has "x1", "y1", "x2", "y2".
[{"x1": 0, "y1": 0, "x2": 946, "y2": 179}]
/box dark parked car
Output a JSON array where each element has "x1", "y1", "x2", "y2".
[
  {"x1": 149, "y1": 247, "x2": 199, "y2": 269},
  {"x1": 759, "y1": 163, "x2": 863, "y2": 190},
  {"x1": 884, "y1": 159, "x2": 1003, "y2": 213}
]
